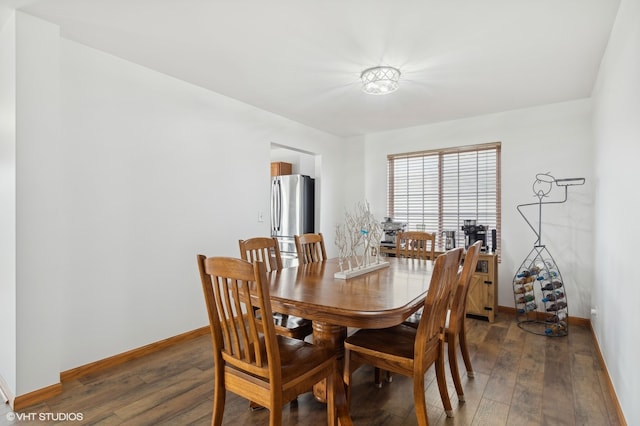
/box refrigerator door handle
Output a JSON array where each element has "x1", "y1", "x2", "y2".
[
  {"x1": 276, "y1": 179, "x2": 282, "y2": 231},
  {"x1": 271, "y1": 179, "x2": 276, "y2": 233},
  {"x1": 271, "y1": 178, "x2": 281, "y2": 233}
]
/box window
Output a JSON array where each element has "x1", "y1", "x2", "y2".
[{"x1": 387, "y1": 142, "x2": 501, "y2": 254}]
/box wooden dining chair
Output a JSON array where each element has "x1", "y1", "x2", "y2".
[
  {"x1": 343, "y1": 247, "x2": 463, "y2": 425},
  {"x1": 239, "y1": 237, "x2": 283, "y2": 272},
  {"x1": 395, "y1": 231, "x2": 436, "y2": 260},
  {"x1": 239, "y1": 237, "x2": 313, "y2": 341},
  {"x1": 394, "y1": 230, "x2": 437, "y2": 338},
  {"x1": 196, "y1": 255, "x2": 341, "y2": 426},
  {"x1": 399, "y1": 241, "x2": 482, "y2": 402},
  {"x1": 294, "y1": 232, "x2": 327, "y2": 264},
  {"x1": 445, "y1": 240, "x2": 482, "y2": 402}
]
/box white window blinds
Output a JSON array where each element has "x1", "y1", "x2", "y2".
[{"x1": 387, "y1": 142, "x2": 501, "y2": 253}]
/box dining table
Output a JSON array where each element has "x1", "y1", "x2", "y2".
[{"x1": 265, "y1": 255, "x2": 437, "y2": 405}]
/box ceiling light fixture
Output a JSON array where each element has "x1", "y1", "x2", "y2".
[{"x1": 360, "y1": 66, "x2": 401, "y2": 95}]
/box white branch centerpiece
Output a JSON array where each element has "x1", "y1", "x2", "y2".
[{"x1": 334, "y1": 201, "x2": 388, "y2": 279}]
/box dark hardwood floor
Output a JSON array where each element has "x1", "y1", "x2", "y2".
[{"x1": 1, "y1": 314, "x2": 621, "y2": 425}]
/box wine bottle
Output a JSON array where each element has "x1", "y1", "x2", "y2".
[
  {"x1": 516, "y1": 294, "x2": 535, "y2": 304},
  {"x1": 517, "y1": 301, "x2": 537, "y2": 314},
  {"x1": 546, "y1": 301, "x2": 567, "y2": 312},
  {"x1": 514, "y1": 283, "x2": 534, "y2": 294},
  {"x1": 541, "y1": 291, "x2": 565, "y2": 303},
  {"x1": 546, "y1": 311, "x2": 567, "y2": 322},
  {"x1": 536, "y1": 271, "x2": 558, "y2": 281},
  {"x1": 516, "y1": 275, "x2": 535, "y2": 284},
  {"x1": 541, "y1": 280, "x2": 563, "y2": 291},
  {"x1": 516, "y1": 270, "x2": 531, "y2": 278},
  {"x1": 545, "y1": 321, "x2": 567, "y2": 335}
]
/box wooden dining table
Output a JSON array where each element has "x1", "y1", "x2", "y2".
[{"x1": 265, "y1": 256, "x2": 437, "y2": 407}]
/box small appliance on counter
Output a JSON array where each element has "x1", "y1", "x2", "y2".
[
  {"x1": 443, "y1": 230, "x2": 456, "y2": 250},
  {"x1": 380, "y1": 217, "x2": 406, "y2": 248},
  {"x1": 461, "y1": 219, "x2": 488, "y2": 251}
]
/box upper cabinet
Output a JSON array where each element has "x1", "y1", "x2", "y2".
[{"x1": 271, "y1": 161, "x2": 292, "y2": 176}]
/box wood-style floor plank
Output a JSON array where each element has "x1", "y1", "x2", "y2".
[
  {"x1": 0, "y1": 315, "x2": 623, "y2": 426},
  {"x1": 507, "y1": 328, "x2": 545, "y2": 425}
]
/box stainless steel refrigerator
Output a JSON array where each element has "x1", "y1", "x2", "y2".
[{"x1": 271, "y1": 174, "x2": 315, "y2": 266}]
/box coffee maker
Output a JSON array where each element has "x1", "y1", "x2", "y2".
[
  {"x1": 380, "y1": 218, "x2": 406, "y2": 248},
  {"x1": 461, "y1": 219, "x2": 487, "y2": 251}
]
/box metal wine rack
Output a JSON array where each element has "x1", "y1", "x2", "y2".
[{"x1": 513, "y1": 173, "x2": 584, "y2": 337}]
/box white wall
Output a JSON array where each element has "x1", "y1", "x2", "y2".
[
  {"x1": 592, "y1": 0, "x2": 640, "y2": 423},
  {"x1": 340, "y1": 136, "x2": 367, "y2": 212},
  {"x1": 56, "y1": 38, "x2": 350, "y2": 373},
  {"x1": 13, "y1": 12, "x2": 62, "y2": 398},
  {"x1": 0, "y1": 10, "x2": 17, "y2": 398},
  {"x1": 364, "y1": 99, "x2": 594, "y2": 318},
  {"x1": 5, "y1": 15, "x2": 353, "y2": 397}
]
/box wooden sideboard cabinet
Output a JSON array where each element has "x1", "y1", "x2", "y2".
[
  {"x1": 379, "y1": 246, "x2": 499, "y2": 322},
  {"x1": 465, "y1": 252, "x2": 498, "y2": 322}
]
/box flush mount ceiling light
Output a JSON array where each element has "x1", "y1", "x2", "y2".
[{"x1": 360, "y1": 66, "x2": 401, "y2": 95}]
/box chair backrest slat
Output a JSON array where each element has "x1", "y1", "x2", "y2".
[
  {"x1": 212, "y1": 274, "x2": 233, "y2": 354},
  {"x1": 232, "y1": 277, "x2": 256, "y2": 363}
]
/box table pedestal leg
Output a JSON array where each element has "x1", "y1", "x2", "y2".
[{"x1": 312, "y1": 321, "x2": 347, "y2": 403}]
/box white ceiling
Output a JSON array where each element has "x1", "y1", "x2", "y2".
[{"x1": 5, "y1": 0, "x2": 621, "y2": 137}]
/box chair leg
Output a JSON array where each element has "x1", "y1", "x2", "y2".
[
  {"x1": 326, "y1": 370, "x2": 337, "y2": 426},
  {"x1": 374, "y1": 368, "x2": 393, "y2": 387},
  {"x1": 459, "y1": 324, "x2": 475, "y2": 378},
  {"x1": 268, "y1": 392, "x2": 283, "y2": 426},
  {"x1": 374, "y1": 367, "x2": 383, "y2": 388},
  {"x1": 412, "y1": 371, "x2": 429, "y2": 426},
  {"x1": 435, "y1": 346, "x2": 453, "y2": 417},
  {"x1": 447, "y1": 332, "x2": 465, "y2": 402},
  {"x1": 268, "y1": 408, "x2": 281, "y2": 426},
  {"x1": 334, "y1": 370, "x2": 352, "y2": 426},
  {"x1": 212, "y1": 369, "x2": 226, "y2": 426},
  {"x1": 343, "y1": 350, "x2": 352, "y2": 408}
]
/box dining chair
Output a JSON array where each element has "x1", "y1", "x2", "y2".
[
  {"x1": 395, "y1": 231, "x2": 437, "y2": 260},
  {"x1": 239, "y1": 237, "x2": 313, "y2": 340},
  {"x1": 196, "y1": 255, "x2": 341, "y2": 426},
  {"x1": 343, "y1": 247, "x2": 463, "y2": 425},
  {"x1": 399, "y1": 241, "x2": 482, "y2": 402},
  {"x1": 294, "y1": 232, "x2": 327, "y2": 264},
  {"x1": 393, "y1": 230, "x2": 437, "y2": 340},
  {"x1": 445, "y1": 240, "x2": 482, "y2": 402}
]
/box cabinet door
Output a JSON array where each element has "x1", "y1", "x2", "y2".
[
  {"x1": 465, "y1": 254, "x2": 497, "y2": 322},
  {"x1": 466, "y1": 274, "x2": 488, "y2": 318}
]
